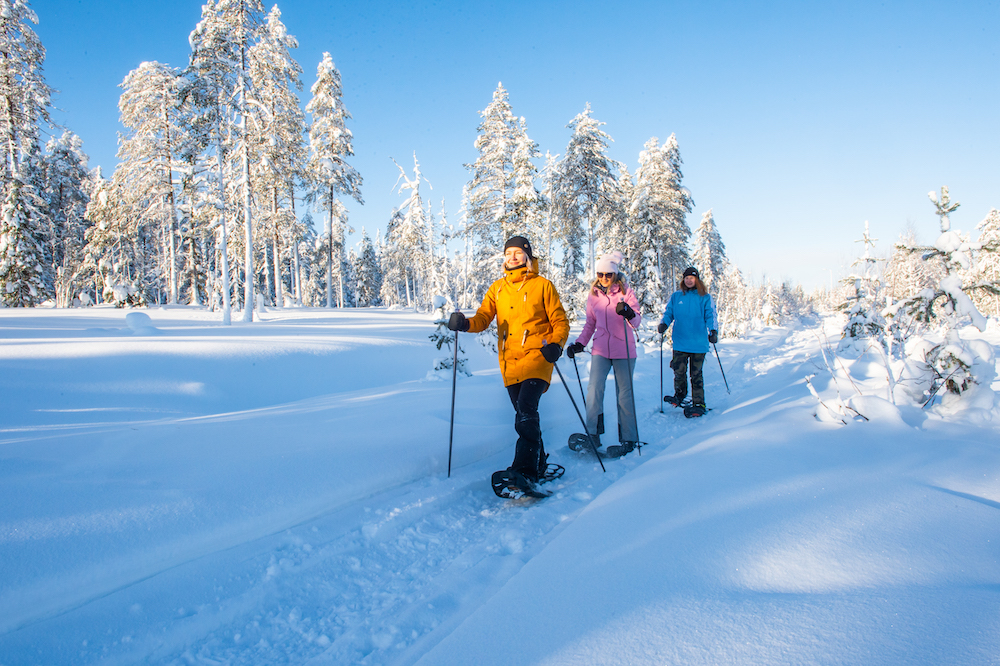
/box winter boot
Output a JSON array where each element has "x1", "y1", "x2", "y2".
[
  {"x1": 684, "y1": 403, "x2": 707, "y2": 418},
  {"x1": 604, "y1": 441, "x2": 636, "y2": 458},
  {"x1": 663, "y1": 394, "x2": 687, "y2": 408}
]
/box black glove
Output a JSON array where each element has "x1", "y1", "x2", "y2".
[
  {"x1": 708, "y1": 330, "x2": 718, "y2": 344},
  {"x1": 447, "y1": 312, "x2": 469, "y2": 332},
  {"x1": 541, "y1": 342, "x2": 562, "y2": 363},
  {"x1": 657, "y1": 322, "x2": 668, "y2": 335},
  {"x1": 615, "y1": 301, "x2": 636, "y2": 321},
  {"x1": 566, "y1": 341, "x2": 585, "y2": 358}
]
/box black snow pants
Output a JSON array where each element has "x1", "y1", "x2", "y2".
[
  {"x1": 506, "y1": 378, "x2": 548, "y2": 481},
  {"x1": 670, "y1": 351, "x2": 707, "y2": 405}
]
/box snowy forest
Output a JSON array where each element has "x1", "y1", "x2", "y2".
[{"x1": 2, "y1": 0, "x2": 1000, "y2": 354}]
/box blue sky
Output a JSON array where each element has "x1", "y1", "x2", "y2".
[{"x1": 32, "y1": 0, "x2": 999, "y2": 291}]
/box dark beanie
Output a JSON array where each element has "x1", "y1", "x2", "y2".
[
  {"x1": 504, "y1": 235, "x2": 534, "y2": 260},
  {"x1": 683, "y1": 266, "x2": 699, "y2": 278}
]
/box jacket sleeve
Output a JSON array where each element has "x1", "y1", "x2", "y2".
[
  {"x1": 625, "y1": 287, "x2": 642, "y2": 329},
  {"x1": 545, "y1": 281, "x2": 570, "y2": 348},
  {"x1": 661, "y1": 292, "x2": 675, "y2": 327},
  {"x1": 466, "y1": 284, "x2": 497, "y2": 333}
]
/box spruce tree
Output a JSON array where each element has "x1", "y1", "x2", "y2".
[
  {"x1": 0, "y1": 0, "x2": 51, "y2": 181},
  {"x1": 353, "y1": 228, "x2": 382, "y2": 306},
  {"x1": 0, "y1": 175, "x2": 46, "y2": 305},
  {"x1": 305, "y1": 52, "x2": 363, "y2": 308},
  {"x1": 691, "y1": 209, "x2": 727, "y2": 291},
  {"x1": 464, "y1": 83, "x2": 542, "y2": 299},
  {"x1": 657, "y1": 134, "x2": 694, "y2": 286},
  {"x1": 40, "y1": 130, "x2": 91, "y2": 306},
  {"x1": 550, "y1": 104, "x2": 625, "y2": 278}
]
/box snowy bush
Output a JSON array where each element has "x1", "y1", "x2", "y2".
[
  {"x1": 884, "y1": 187, "x2": 996, "y2": 401},
  {"x1": 429, "y1": 297, "x2": 470, "y2": 377},
  {"x1": 837, "y1": 222, "x2": 887, "y2": 352}
]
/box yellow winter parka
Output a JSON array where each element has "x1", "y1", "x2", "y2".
[{"x1": 466, "y1": 264, "x2": 569, "y2": 388}]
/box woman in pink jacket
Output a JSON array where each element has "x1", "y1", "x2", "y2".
[{"x1": 566, "y1": 252, "x2": 642, "y2": 456}]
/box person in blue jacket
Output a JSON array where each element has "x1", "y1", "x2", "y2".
[{"x1": 657, "y1": 266, "x2": 718, "y2": 416}]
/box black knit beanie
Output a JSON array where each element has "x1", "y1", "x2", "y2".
[{"x1": 504, "y1": 235, "x2": 534, "y2": 260}]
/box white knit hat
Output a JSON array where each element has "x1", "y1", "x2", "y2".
[{"x1": 595, "y1": 251, "x2": 624, "y2": 275}]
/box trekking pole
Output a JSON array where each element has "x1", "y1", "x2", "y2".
[
  {"x1": 552, "y1": 361, "x2": 606, "y2": 472},
  {"x1": 659, "y1": 331, "x2": 664, "y2": 414},
  {"x1": 447, "y1": 323, "x2": 460, "y2": 477},
  {"x1": 712, "y1": 340, "x2": 730, "y2": 394},
  {"x1": 623, "y1": 312, "x2": 642, "y2": 455},
  {"x1": 571, "y1": 353, "x2": 587, "y2": 408}
]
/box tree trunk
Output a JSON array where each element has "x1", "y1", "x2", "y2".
[
  {"x1": 272, "y1": 188, "x2": 282, "y2": 307},
  {"x1": 216, "y1": 133, "x2": 232, "y2": 325},
  {"x1": 326, "y1": 186, "x2": 334, "y2": 308}
]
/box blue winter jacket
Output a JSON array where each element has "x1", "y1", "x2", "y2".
[{"x1": 661, "y1": 289, "x2": 718, "y2": 354}]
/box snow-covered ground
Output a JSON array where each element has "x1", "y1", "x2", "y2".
[{"x1": 1, "y1": 306, "x2": 998, "y2": 665}]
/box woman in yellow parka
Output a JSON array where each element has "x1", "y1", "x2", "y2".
[{"x1": 448, "y1": 235, "x2": 569, "y2": 484}]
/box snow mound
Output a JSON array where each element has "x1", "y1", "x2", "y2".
[
  {"x1": 125, "y1": 311, "x2": 160, "y2": 336},
  {"x1": 847, "y1": 394, "x2": 906, "y2": 427}
]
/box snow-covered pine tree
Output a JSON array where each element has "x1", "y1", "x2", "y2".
[
  {"x1": 511, "y1": 118, "x2": 546, "y2": 246},
  {"x1": 247, "y1": 6, "x2": 305, "y2": 309},
  {"x1": 305, "y1": 52, "x2": 363, "y2": 309},
  {"x1": 455, "y1": 182, "x2": 491, "y2": 307},
  {"x1": 657, "y1": 134, "x2": 694, "y2": 287},
  {"x1": 382, "y1": 154, "x2": 430, "y2": 309},
  {"x1": 838, "y1": 221, "x2": 887, "y2": 351},
  {"x1": 292, "y1": 211, "x2": 320, "y2": 306},
  {"x1": 538, "y1": 151, "x2": 559, "y2": 264},
  {"x1": 888, "y1": 187, "x2": 994, "y2": 397},
  {"x1": 0, "y1": 174, "x2": 46, "y2": 306},
  {"x1": 429, "y1": 295, "x2": 470, "y2": 376},
  {"x1": 352, "y1": 228, "x2": 382, "y2": 306},
  {"x1": 425, "y1": 198, "x2": 448, "y2": 306},
  {"x1": 603, "y1": 161, "x2": 633, "y2": 257},
  {"x1": 463, "y1": 83, "x2": 543, "y2": 300},
  {"x1": 40, "y1": 130, "x2": 91, "y2": 306},
  {"x1": 176, "y1": 148, "x2": 215, "y2": 306},
  {"x1": 0, "y1": 0, "x2": 51, "y2": 182},
  {"x1": 691, "y1": 209, "x2": 727, "y2": 292},
  {"x1": 0, "y1": 0, "x2": 53, "y2": 308},
  {"x1": 713, "y1": 262, "x2": 749, "y2": 338},
  {"x1": 183, "y1": 0, "x2": 260, "y2": 323},
  {"x1": 313, "y1": 197, "x2": 350, "y2": 308},
  {"x1": 550, "y1": 104, "x2": 625, "y2": 279},
  {"x1": 117, "y1": 61, "x2": 186, "y2": 304},
  {"x1": 627, "y1": 137, "x2": 674, "y2": 315},
  {"x1": 186, "y1": 0, "x2": 265, "y2": 319}
]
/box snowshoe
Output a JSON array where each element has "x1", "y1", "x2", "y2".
[
  {"x1": 604, "y1": 441, "x2": 637, "y2": 458},
  {"x1": 540, "y1": 463, "x2": 565, "y2": 483},
  {"x1": 491, "y1": 468, "x2": 550, "y2": 499},
  {"x1": 568, "y1": 432, "x2": 600, "y2": 452},
  {"x1": 683, "y1": 403, "x2": 708, "y2": 418},
  {"x1": 663, "y1": 395, "x2": 689, "y2": 408}
]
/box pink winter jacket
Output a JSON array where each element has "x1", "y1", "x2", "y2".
[{"x1": 575, "y1": 283, "x2": 642, "y2": 359}]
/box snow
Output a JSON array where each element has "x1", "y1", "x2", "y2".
[{"x1": 1, "y1": 307, "x2": 999, "y2": 665}]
